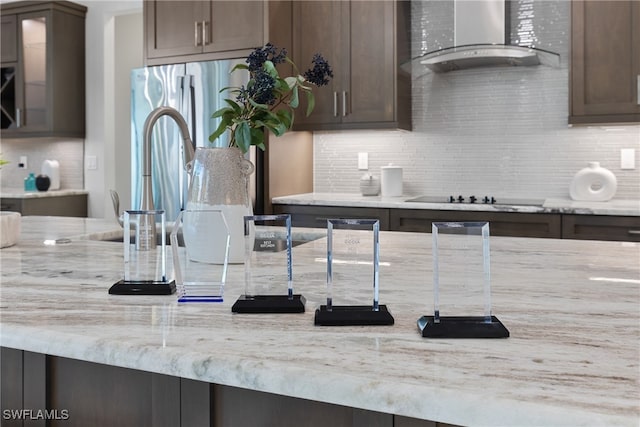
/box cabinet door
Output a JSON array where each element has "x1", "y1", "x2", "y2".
[
  {"x1": 205, "y1": 1, "x2": 264, "y2": 54},
  {"x1": 145, "y1": 1, "x2": 207, "y2": 59},
  {"x1": 1, "y1": 14, "x2": 17, "y2": 63},
  {"x1": 17, "y1": 11, "x2": 49, "y2": 133},
  {"x1": 292, "y1": 0, "x2": 411, "y2": 131},
  {"x1": 345, "y1": 1, "x2": 395, "y2": 124},
  {"x1": 570, "y1": 0, "x2": 640, "y2": 123},
  {"x1": 0, "y1": 2, "x2": 85, "y2": 138},
  {"x1": 292, "y1": 1, "x2": 343, "y2": 128}
]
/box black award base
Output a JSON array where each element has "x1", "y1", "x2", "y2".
[
  {"x1": 232, "y1": 294, "x2": 306, "y2": 313},
  {"x1": 418, "y1": 315, "x2": 509, "y2": 338},
  {"x1": 314, "y1": 305, "x2": 394, "y2": 326},
  {"x1": 108, "y1": 280, "x2": 176, "y2": 295}
]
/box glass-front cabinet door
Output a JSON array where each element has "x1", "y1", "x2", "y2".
[
  {"x1": 19, "y1": 13, "x2": 48, "y2": 131},
  {"x1": 0, "y1": 1, "x2": 85, "y2": 138},
  {"x1": 0, "y1": 11, "x2": 48, "y2": 133}
]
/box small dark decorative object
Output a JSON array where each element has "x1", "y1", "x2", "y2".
[{"x1": 35, "y1": 174, "x2": 50, "y2": 191}]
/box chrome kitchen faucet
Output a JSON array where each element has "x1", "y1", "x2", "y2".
[{"x1": 138, "y1": 106, "x2": 195, "y2": 250}]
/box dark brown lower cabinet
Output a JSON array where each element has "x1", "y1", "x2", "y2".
[
  {"x1": 390, "y1": 209, "x2": 562, "y2": 238},
  {"x1": 272, "y1": 204, "x2": 391, "y2": 230},
  {"x1": 0, "y1": 348, "x2": 439, "y2": 427},
  {"x1": 273, "y1": 204, "x2": 638, "y2": 242},
  {"x1": 562, "y1": 215, "x2": 640, "y2": 241},
  {"x1": 0, "y1": 195, "x2": 87, "y2": 217}
]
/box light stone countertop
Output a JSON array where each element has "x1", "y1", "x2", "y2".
[
  {"x1": 0, "y1": 188, "x2": 88, "y2": 198},
  {"x1": 272, "y1": 193, "x2": 640, "y2": 216},
  {"x1": 1, "y1": 216, "x2": 639, "y2": 426}
]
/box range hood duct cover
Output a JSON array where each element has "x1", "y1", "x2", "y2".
[{"x1": 411, "y1": 0, "x2": 560, "y2": 73}]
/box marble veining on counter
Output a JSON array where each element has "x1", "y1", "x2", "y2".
[
  {"x1": 543, "y1": 197, "x2": 640, "y2": 215},
  {"x1": 1, "y1": 217, "x2": 639, "y2": 426},
  {"x1": 272, "y1": 193, "x2": 640, "y2": 216},
  {"x1": 0, "y1": 188, "x2": 88, "y2": 199}
]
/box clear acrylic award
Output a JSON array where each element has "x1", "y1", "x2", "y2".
[
  {"x1": 109, "y1": 210, "x2": 176, "y2": 295},
  {"x1": 232, "y1": 214, "x2": 305, "y2": 313},
  {"x1": 418, "y1": 222, "x2": 509, "y2": 338},
  {"x1": 314, "y1": 219, "x2": 394, "y2": 326},
  {"x1": 171, "y1": 209, "x2": 229, "y2": 303}
]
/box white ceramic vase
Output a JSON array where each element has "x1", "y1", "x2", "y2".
[
  {"x1": 569, "y1": 162, "x2": 617, "y2": 202},
  {"x1": 184, "y1": 147, "x2": 254, "y2": 264}
]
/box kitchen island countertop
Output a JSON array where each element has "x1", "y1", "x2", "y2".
[
  {"x1": 1, "y1": 216, "x2": 638, "y2": 426},
  {"x1": 272, "y1": 193, "x2": 640, "y2": 216}
]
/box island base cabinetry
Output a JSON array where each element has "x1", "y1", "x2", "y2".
[{"x1": 0, "y1": 348, "x2": 447, "y2": 427}]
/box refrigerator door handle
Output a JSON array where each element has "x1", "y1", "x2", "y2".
[{"x1": 182, "y1": 74, "x2": 196, "y2": 149}]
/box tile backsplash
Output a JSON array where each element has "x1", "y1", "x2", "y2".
[
  {"x1": 0, "y1": 139, "x2": 84, "y2": 190},
  {"x1": 313, "y1": 0, "x2": 640, "y2": 200}
]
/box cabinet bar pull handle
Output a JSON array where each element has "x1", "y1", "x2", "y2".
[
  {"x1": 342, "y1": 91, "x2": 347, "y2": 116},
  {"x1": 16, "y1": 108, "x2": 21, "y2": 128},
  {"x1": 333, "y1": 92, "x2": 338, "y2": 117},
  {"x1": 628, "y1": 230, "x2": 640, "y2": 235},
  {"x1": 202, "y1": 21, "x2": 208, "y2": 46},
  {"x1": 637, "y1": 75, "x2": 639, "y2": 105},
  {"x1": 194, "y1": 21, "x2": 201, "y2": 46}
]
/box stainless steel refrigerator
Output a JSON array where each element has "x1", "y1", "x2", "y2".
[{"x1": 130, "y1": 60, "x2": 252, "y2": 221}]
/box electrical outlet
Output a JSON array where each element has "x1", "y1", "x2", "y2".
[
  {"x1": 621, "y1": 148, "x2": 635, "y2": 169},
  {"x1": 358, "y1": 152, "x2": 368, "y2": 170},
  {"x1": 86, "y1": 155, "x2": 98, "y2": 170},
  {"x1": 19, "y1": 155, "x2": 27, "y2": 169}
]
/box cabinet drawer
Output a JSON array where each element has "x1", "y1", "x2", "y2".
[
  {"x1": 562, "y1": 215, "x2": 640, "y2": 241},
  {"x1": 1, "y1": 195, "x2": 87, "y2": 217},
  {"x1": 273, "y1": 205, "x2": 390, "y2": 230},
  {"x1": 390, "y1": 209, "x2": 562, "y2": 238},
  {"x1": 1, "y1": 199, "x2": 22, "y2": 213}
]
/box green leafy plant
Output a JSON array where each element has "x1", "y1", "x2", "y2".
[{"x1": 209, "y1": 43, "x2": 333, "y2": 154}]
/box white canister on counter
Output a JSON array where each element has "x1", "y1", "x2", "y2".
[
  {"x1": 360, "y1": 173, "x2": 380, "y2": 196},
  {"x1": 569, "y1": 162, "x2": 617, "y2": 202},
  {"x1": 381, "y1": 164, "x2": 403, "y2": 197},
  {"x1": 42, "y1": 159, "x2": 60, "y2": 190}
]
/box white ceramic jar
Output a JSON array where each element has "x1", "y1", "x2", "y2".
[
  {"x1": 381, "y1": 164, "x2": 403, "y2": 197},
  {"x1": 42, "y1": 159, "x2": 60, "y2": 190},
  {"x1": 360, "y1": 173, "x2": 380, "y2": 196},
  {"x1": 569, "y1": 162, "x2": 617, "y2": 202}
]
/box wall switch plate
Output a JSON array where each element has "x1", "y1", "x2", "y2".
[
  {"x1": 621, "y1": 148, "x2": 635, "y2": 169},
  {"x1": 358, "y1": 152, "x2": 368, "y2": 170},
  {"x1": 86, "y1": 155, "x2": 98, "y2": 170}
]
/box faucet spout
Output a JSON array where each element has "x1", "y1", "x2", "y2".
[
  {"x1": 138, "y1": 106, "x2": 194, "y2": 251},
  {"x1": 140, "y1": 106, "x2": 195, "y2": 212}
]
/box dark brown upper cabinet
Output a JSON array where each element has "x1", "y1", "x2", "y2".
[
  {"x1": 144, "y1": 1, "x2": 272, "y2": 66},
  {"x1": 1, "y1": 15, "x2": 17, "y2": 63},
  {"x1": 570, "y1": 0, "x2": 640, "y2": 124},
  {"x1": 0, "y1": 1, "x2": 86, "y2": 139},
  {"x1": 291, "y1": 1, "x2": 411, "y2": 131}
]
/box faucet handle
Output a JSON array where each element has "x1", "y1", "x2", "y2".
[{"x1": 109, "y1": 189, "x2": 124, "y2": 227}]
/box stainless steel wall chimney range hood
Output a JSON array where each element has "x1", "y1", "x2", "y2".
[{"x1": 413, "y1": 0, "x2": 560, "y2": 73}]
